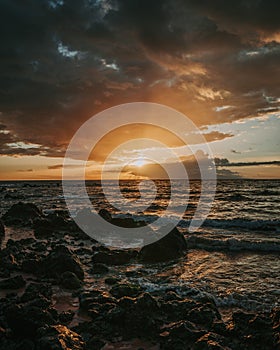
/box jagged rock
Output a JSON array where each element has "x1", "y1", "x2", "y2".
[
  {"x1": 2, "y1": 202, "x2": 42, "y2": 226},
  {"x1": 36, "y1": 325, "x2": 85, "y2": 350},
  {"x1": 4, "y1": 304, "x2": 55, "y2": 337},
  {"x1": 193, "y1": 332, "x2": 228, "y2": 350},
  {"x1": 92, "y1": 249, "x2": 137, "y2": 265},
  {"x1": 0, "y1": 220, "x2": 4, "y2": 242},
  {"x1": 138, "y1": 226, "x2": 187, "y2": 263},
  {"x1": 187, "y1": 303, "x2": 221, "y2": 328},
  {"x1": 21, "y1": 283, "x2": 52, "y2": 303},
  {"x1": 110, "y1": 283, "x2": 143, "y2": 299},
  {"x1": 40, "y1": 245, "x2": 84, "y2": 280},
  {"x1": 160, "y1": 320, "x2": 204, "y2": 349},
  {"x1": 90, "y1": 262, "x2": 109, "y2": 274},
  {"x1": 34, "y1": 212, "x2": 70, "y2": 238},
  {"x1": 59, "y1": 271, "x2": 82, "y2": 290},
  {"x1": 0, "y1": 275, "x2": 26, "y2": 289}
]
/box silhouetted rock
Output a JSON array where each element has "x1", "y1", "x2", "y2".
[
  {"x1": 40, "y1": 245, "x2": 84, "y2": 280},
  {"x1": 21, "y1": 283, "x2": 52, "y2": 303},
  {"x1": 2, "y1": 202, "x2": 43, "y2": 226},
  {"x1": 36, "y1": 325, "x2": 85, "y2": 350},
  {"x1": 4, "y1": 304, "x2": 55, "y2": 337},
  {"x1": 98, "y1": 208, "x2": 112, "y2": 221},
  {"x1": 59, "y1": 271, "x2": 82, "y2": 290},
  {"x1": 34, "y1": 212, "x2": 70, "y2": 238},
  {"x1": 0, "y1": 275, "x2": 26, "y2": 289},
  {"x1": 92, "y1": 249, "x2": 137, "y2": 265},
  {"x1": 138, "y1": 226, "x2": 187, "y2": 263},
  {"x1": 160, "y1": 320, "x2": 204, "y2": 349},
  {"x1": 110, "y1": 283, "x2": 143, "y2": 299},
  {"x1": 0, "y1": 220, "x2": 4, "y2": 242},
  {"x1": 90, "y1": 262, "x2": 109, "y2": 274}
]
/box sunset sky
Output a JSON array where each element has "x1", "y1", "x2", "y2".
[{"x1": 0, "y1": 0, "x2": 279, "y2": 180}]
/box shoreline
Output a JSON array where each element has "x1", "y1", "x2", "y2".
[{"x1": 0, "y1": 203, "x2": 279, "y2": 349}]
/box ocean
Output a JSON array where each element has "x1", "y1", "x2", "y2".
[{"x1": 0, "y1": 179, "x2": 279, "y2": 314}]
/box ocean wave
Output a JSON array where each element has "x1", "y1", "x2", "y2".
[
  {"x1": 201, "y1": 218, "x2": 280, "y2": 231},
  {"x1": 186, "y1": 235, "x2": 280, "y2": 252}
]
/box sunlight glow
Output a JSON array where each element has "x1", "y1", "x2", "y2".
[{"x1": 132, "y1": 158, "x2": 147, "y2": 167}]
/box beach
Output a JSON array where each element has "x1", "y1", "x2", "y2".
[{"x1": 0, "y1": 180, "x2": 279, "y2": 349}]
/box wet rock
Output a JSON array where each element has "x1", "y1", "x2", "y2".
[
  {"x1": 21, "y1": 283, "x2": 52, "y2": 303},
  {"x1": 105, "y1": 277, "x2": 120, "y2": 285},
  {"x1": 14, "y1": 339, "x2": 35, "y2": 350},
  {"x1": 0, "y1": 275, "x2": 26, "y2": 289},
  {"x1": 160, "y1": 298, "x2": 197, "y2": 321},
  {"x1": 58, "y1": 310, "x2": 75, "y2": 324},
  {"x1": 21, "y1": 256, "x2": 41, "y2": 273},
  {"x1": 138, "y1": 226, "x2": 187, "y2": 263},
  {"x1": 160, "y1": 320, "x2": 204, "y2": 349},
  {"x1": 79, "y1": 290, "x2": 116, "y2": 313},
  {"x1": 0, "y1": 220, "x2": 4, "y2": 242},
  {"x1": 4, "y1": 304, "x2": 55, "y2": 337},
  {"x1": 36, "y1": 325, "x2": 85, "y2": 350},
  {"x1": 193, "y1": 332, "x2": 228, "y2": 350},
  {"x1": 40, "y1": 245, "x2": 84, "y2": 280},
  {"x1": 110, "y1": 283, "x2": 143, "y2": 299},
  {"x1": 98, "y1": 208, "x2": 112, "y2": 221},
  {"x1": 2, "y1": 202, "x2": 42, "y2": 226},
  {"x1": 111, "y1": 216, "x2": 146, "y2": 228},
  {"x1": 34, "y1": 212, "x2": 70, "y2": 238},
  {"x1": 230, "y1": 311, "x2": 277, "y2": 349},
  {"x1": 231, "y1": 311, "x2": 255, "y2": 332},
  {"x1": 92, "y1": 249, "x2": 137, "y2": 265},
  {"x1": 59, "y1": 271, "x2": 82, "y2": 290},
  {"x1": 187, "y1": 304, "x2": 221, "y2": 328},
  {"x1": 0, "y1": 250, "x2": 18, "y2": 271},
  {"x1": 90, "y1": 262, "x2": 109, "y2": 274}
]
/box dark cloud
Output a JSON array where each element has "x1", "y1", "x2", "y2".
[
  {"x1": 215, "y1": 158, "x2": 280, "y2": 167},
  {"x1": 0, "y1": 0, "x2": 279, "y2": 157}
]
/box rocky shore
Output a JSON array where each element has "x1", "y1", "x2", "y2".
[{"x1": 0, "y1": 203, "x2": 279, "y2": 350}]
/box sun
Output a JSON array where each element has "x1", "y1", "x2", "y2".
[{"x1": 132, "y1": 158, "x2": 147, "y2": 167}]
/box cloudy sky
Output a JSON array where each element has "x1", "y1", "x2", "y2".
[{"x1": 0, "y1": 0, "x2": 279, "y2": 179}]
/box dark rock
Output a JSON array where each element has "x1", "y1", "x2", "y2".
[
  {"x1": 4, "y1": 304, "x2": 55, "y2": 337},
  {"x1": 21, "y1": 283, "x2": 52, "y2": 303},
  {"x1": 160, "y1": 298, "x2": 197, "y2": 321},
  {"x1": 105, "y1": 277, "x2": 120, "y2": 285},
  {"x1": 138, "y1": 226, "x2": 187, "y2": 263},
  {"x1": 187, "y1": 304, "x2": 221, "y2": 328},
  {"x1": 98, "y1": 209, "x2": 146, "y2": 228},
  {"x1": 58, "y1": 310, "x2": 75, "y2": 324},
  {"x1": 0, "y1": 220, "x2": 4, "y2": 242},
  {"x1": 110, "y1": 283, "x2": 143, "y2": 299},
  {"x1": 107, "y1": 293, "x2": 161, "y2": 339},
  {"x1": 193, "y1": 332, "x2": 227, "y2": 350},
  {"x1": 231, "y1": 311, "x2": 255, "y2": 332},
  {"x1": 90, "y1": 263, "x2": 109, "y2": 274},
  {"x1": 34, "y1": 212, "x2": 70, "y2": 238},
  {"x1": 21, "y1": 257, "x2": 41, "y2": 273},
  {"x1": 160, "y1": 320, "x2": 204, "y2": 349},
  {"x1": 15, "y1": 339, "x2": 35, "y2": 350},
  {"x1": 2, "y1": 202, "x2": 42, "y2": 226},
  {"x1": 40, "y1": 245, "x2": 84, "y2": 280},
  {"x1": 98, "y1": 209, "x2": 112, "y2": 221},
  {"x1": 59, "y1": 271, "x2": 82, "y2": 290},
  {"x1": 92, "y1": 249, "x2": 137, "y2": 265},
  {"x1": 111, "y1": 216, "x2": 146, "y2": 228},
  {"x1": 79, "y1": 290, "x2": 116, "y2": 313},
  {"x1": 85, "y1": 337, "x2": 105, "y2": 350},
  {"x1": 36, "y1": 325, "x2": 85, "y2": 350},
  {"x1": 0, "y1": 275, "x2": 26, "y2": 289},
  {"x1": 0, "y1": 251, "x2": 18, "y2": 271}
]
